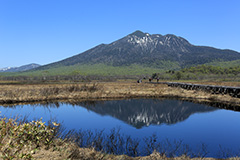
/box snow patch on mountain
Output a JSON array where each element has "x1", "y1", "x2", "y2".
[
  {"x1": 0, "y1": 63, "x2": 41, "y2": 72},
  {"x1": 0, "y1": 67, "x2": 15, "y2": 72}
]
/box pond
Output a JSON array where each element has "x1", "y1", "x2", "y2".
[{"x1": 0, "y1": 98, "x2": 240, "y2": 157}]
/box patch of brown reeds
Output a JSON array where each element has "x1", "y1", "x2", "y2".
[{"x1": 0, "y1": 81, "x2": 240, "y2": 108}]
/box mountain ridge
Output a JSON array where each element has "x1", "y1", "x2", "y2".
[
  {"x1": 0, "y1": 63, "x2": 41, "y2": 72},
  {"x1": 34, "y1": 30, "x2": 240, "y2": 72}
]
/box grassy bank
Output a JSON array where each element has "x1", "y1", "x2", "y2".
[{"x1": 0, "y1": 81, "x2": 240, "y2": 109}]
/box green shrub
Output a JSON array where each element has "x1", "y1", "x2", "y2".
[{"x1": 0, "y1": 116, "x2": 59, "y2": 159}]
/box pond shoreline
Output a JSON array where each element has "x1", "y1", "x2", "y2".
[
  {"x1": 0, "y1": 82, "x2": 240, "y2": 110},
  {"x1": 0, "y1": 82, "x2": 240, "y2": 106},
  {"x1": 1, "y1": 81, "x2": 240, "y2": 159}
]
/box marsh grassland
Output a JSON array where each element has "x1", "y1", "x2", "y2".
[
  {"x1": 1, "y1": 80, "x2": 240, "y2": 159},
  {"x1": 0, "y1": 81, "x2": 240, "y2": 107}
]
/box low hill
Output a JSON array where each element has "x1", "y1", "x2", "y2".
[{"x1": 0, "y1": 63, "x2": 41, "y2": 72}]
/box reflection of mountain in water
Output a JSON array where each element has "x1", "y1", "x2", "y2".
[
  {"x1": 76, "y1": 99, "x2": 217, "y2": 129},
  {"x1": 1, "y1": 99, "x2": 219, "y2": 129}
]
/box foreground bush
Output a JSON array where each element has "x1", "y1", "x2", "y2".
[{"x1": 0, "y1": 116, "x2": 59, "y2": 159}]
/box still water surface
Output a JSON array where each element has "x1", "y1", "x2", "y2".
[{"x1": 0, "y1": 99, "x2": 240, "y2": 157}]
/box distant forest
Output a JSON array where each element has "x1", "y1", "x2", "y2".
[
  {"x1": 182, "y1": 65, "x2": 240, "y2": 75},
  {"x1": 1, "y1": 64, "x2": 240, "y2": 82},
  {"x1": 151, "y1": 65, "x2": 240, "y2": 81}
]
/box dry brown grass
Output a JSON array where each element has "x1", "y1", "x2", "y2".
[
  {"x1": 0, "y1": 81, "x2": 240, "y2": 108},
  {"x1": 32, "y1": 146, "x2": 239, "y2": 160}
]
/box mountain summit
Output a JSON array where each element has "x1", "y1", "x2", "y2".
[{"x1": 36, "y1": 30, "x2": 240, "y2": 71}]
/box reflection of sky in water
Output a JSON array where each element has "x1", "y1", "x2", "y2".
[{"x1": 0, "y1": 99, "x2": 240, "y2": 157}]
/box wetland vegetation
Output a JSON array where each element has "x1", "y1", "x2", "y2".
[
  {"x1": 1, "y1": 98, "x2": 240, "y2": 159},
  {"x1": 1, "y1": 80, "x2": 240, "y2": 159},
  {"x1": 0, "y1": 80, "x2": 240, "y2": 108}
]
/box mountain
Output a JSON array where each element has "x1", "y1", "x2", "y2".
[
  {"x1": 71, "y1": 99, "x2": 217, "y2": 129},
  {"x1": 0, "y1": 63, "x2": 41, "y2": 72},
  {"x1": 35, "y1": 30, "x2": 240, "y2": 72}
]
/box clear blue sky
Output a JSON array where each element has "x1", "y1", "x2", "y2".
[{"x1": 0, "y1": 0, "x2": 239, "y2": 68}]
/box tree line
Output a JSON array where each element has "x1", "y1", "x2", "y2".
[{"x1": 151, "y1": 65, "x2": 240, "y2": 81}]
